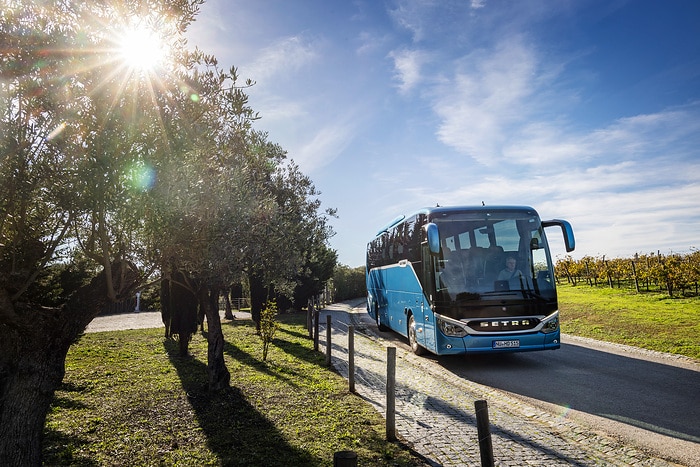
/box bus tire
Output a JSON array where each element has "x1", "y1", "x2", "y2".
[
  {"x1": 376, "y1": 304, "x2": 389, "y2": 332},
  {"x1": 408, "y1": 314, "x2": 426, "y2": 355}
]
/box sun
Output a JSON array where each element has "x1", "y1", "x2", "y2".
[{"x1": 117, "y1": 22, "x2": 168, "y2": 73}]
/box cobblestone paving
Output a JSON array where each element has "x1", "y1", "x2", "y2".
[{"x1": 318, "y1": 303, "x2": 678, "y2": 467}]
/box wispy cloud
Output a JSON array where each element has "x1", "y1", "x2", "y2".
[
  {"x1": 295, "y1": 121, "x2": 356, "y2": 172},
  {"x1": 388, "y1": 48, "x2": 430, "y2": 94},
  {"x1": 245, "y1": 35, "x2": 318, "y2": 83},
  {"x1": 432, "y1": 36, "x2": 541, "y2": 164}
]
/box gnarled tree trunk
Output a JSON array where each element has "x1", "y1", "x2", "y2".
[
  {"x1": 0, "y1": 261, "x2": 139, "y2": 465},
  {"x1": 199, "y1": 287, "x2": 230, "y2": 391}
]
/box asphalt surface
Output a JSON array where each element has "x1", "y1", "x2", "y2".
[
  {"x1": 319, "y1": 300, "x2": 699, "y2": 467},
  {"x1": 87, "y1": 304, "x2": 699, "y2": 466}
]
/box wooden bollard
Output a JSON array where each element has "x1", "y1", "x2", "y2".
[
  {"x1": 313, "y1": 307, "x2": 320, "y2": 351},
  {"x1": 386, "y1": 346, "x2": 396, "y2": 441},
  {"x1": 307, "y1": 301, "x2": 314, "y2": 338},
  {"x1": 348, "y1": 325, "x2": 355, "y2": 393},
  {"x1": 475, "y1": 399, "x2": 494, "y2": 467},
  {"x1": 333, "y1": 450, "x2": 357, "y2": 467},
  {"x1": 325, "y1": 314, "x2": 332, "y2": 366}
]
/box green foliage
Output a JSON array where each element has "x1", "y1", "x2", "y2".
[
  {"x1": 0, "y1": 0, "x2": 336, "y2": 462},
  {"x1": 332, "y1": 265, "x2": 366, "y2": 301},
  {"x1": 259, "y1": 300, "x2": 279, "y2": 361},
  {"x1": 0, "y1": 0, "x2": 337, "y2": 305},
  {"x1": 43, "y1": 317, "x2": 421, "y2": 466},
  {"x1": 27, "y1": 254, "x2": 96, "y2": 307},
  {"x1": 292, "y1": 244, "x2": 337, "y2": 309}
]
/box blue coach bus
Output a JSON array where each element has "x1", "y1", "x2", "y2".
[{"x1": 366, "y1": 205, "x2": 575, "y2": 356}]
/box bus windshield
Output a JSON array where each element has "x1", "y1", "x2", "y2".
[{"x1": 431, "y1": 210, "x2": 555, "y2": 302}]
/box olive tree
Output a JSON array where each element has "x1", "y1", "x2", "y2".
[
  {"x1": 0, "y1": 0, "x2": 203, "y2": 463},
  {"x1": 237, "y1": 138, "x2": 337, "y2": 328},
  {"x1": 146, "y1": 56, "x2": 262, "y2": 388}
]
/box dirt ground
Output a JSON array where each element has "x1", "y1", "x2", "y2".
[{"x1": 85, "y1": 310, "x2": 251, "y2": 333}]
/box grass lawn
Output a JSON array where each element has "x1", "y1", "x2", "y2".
[
  {"x1": 558, "y1": 283, "x2": 700, "y2": 360},
  {"x1": 43, "y1": 315, "x2": 423, "y2": 466},
  {"x1": 43, "y1": 287, "x2": 699, "y2": 464}
]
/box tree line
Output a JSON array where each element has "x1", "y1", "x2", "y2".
[
  {"x1": 554, "y1": 250, "x2": 700, "y2": 297},
  {"x1": 0, "y1": 1, "x2": 336, "y2": 463}
]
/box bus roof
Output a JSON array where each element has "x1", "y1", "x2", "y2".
[{"x1": 372, "y1": 205, "x2": 537, "y2": 238}]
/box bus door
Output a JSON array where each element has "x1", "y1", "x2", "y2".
[
  {"x1": 414, "y1": 295, "x2": 435, "y2": 352},
  {"x1": 417, "y1": 243, "x2": 439, "y2": 352}
]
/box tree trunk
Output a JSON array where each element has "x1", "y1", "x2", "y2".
[
  {"x1": 199, "y1": 287, "x2": 230, "y2": 391},
  {"x1": 0, "y1": 314, "x2": 67, "y2": 466},
  {"x1": 160, "y1": 270, "x2": 198, "y2": 357},
  {"x1": 248, "y1": 271, "x2": 266, "y2": 332},
  {"x1": 224, "y1": 290, "x2": 233, "y2": 320},
  {"x1": 0, "y1": 261, "x2": 139, "y2": 465}
]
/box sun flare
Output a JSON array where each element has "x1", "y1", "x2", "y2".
[{"x1": 118, "y1": 24, "x2": 167, "y2": 73}]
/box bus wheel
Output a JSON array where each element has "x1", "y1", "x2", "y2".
[
  {"x1": 376, "y1": 305, "x2": 389, "y2": 332},
  {"x1": 408, "y1": 315, "x2": 426, "y2": 355}
]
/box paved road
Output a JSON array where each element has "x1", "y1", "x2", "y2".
[
  {"x1": 319, "y1": 300, "x2": 699, "y2": 467},
  {"x1": 438, "y1": 334, "x2": 700, "y2": 464}
]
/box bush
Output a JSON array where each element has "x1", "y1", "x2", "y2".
[{"x1": 259, "y1": 300, "x2": 279, "y2": 361}]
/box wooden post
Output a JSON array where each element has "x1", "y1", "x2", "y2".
[
  {"x1": 631, "y1": 260, "x2": 640, "y2": 293},
  {"x1": 333, "y1": 450, "x2": 357, "y2": 467},
  {"x1": 386, "y1": 347, "x2": 396, "y2": 441},
  {"x1": 326, "y1": 314, "x2": 332, "y2": 367},
  {"x1": 475, "y1": 400, "x2": 494, "y2": 467},
  {"x1": 307, "y1": 299, "x2": 313, "y2": 338},
  {"x1": 348, "y1": 325, "x2": 355, "y2": 393},
  {"x1": 314, "y1": 306, "x2": 320, "y2": 351}
]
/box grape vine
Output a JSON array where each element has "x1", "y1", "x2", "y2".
[{"x1": 555, "y1": 250, "x2": 700, "y2": 297}]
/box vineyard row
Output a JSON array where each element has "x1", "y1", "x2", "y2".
[{"x1": 554, "y1": 250, "x2": 700, "y2": 297}]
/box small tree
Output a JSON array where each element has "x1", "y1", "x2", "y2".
[{"x1": 260, "y1": 299, "x2": 279, "y2": 361}]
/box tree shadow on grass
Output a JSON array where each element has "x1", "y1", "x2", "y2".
[
  {"x1": 164, "y1": 339, "x2": 320, "y2": 466},
  {"x1": 222, "y1": 317, "x2": 329, "y2": 380},
  {"x1": 43, "y1": 382, "x2": 96, "y2": 466},
  {"x1": 43, "y1": 427, "x2": 99, "y2": 467}
]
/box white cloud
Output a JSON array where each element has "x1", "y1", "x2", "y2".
[
  {"x1": 389, "y1": 48, "x2": 429, "y2": 94},
  {"x1": 543, "y1": 182, "x2": 700, "y2": 259},
  {"x1": 432, "y1": 37, "x2": 540, "y2": 164},
  {"x1": 586, "y1": 108, "x2": 700, "y2": 157},
  {"x1": 294, "y1": 122, "x2": 356, "y2": 173},
  {"x1": 245, "y1": 35, "x2": 318, "y2": 83},
  {"x1": 504, "y1": 105, "x2": 700, "y2": 167}
]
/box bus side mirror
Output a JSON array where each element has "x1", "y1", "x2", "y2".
[
  {"x1": 542, "y1": 219, "x2": 575, "y2": 252},
  {"x1": 426, "y1": 222, "x2": 440, "y2": 255}
]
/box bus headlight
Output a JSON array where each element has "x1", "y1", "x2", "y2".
[
  {"x1": 437, "y1": 317, "x2": 467, "y2": 338},
  {"x1": 541, "y1": 313, "x2": 559, "y2": 334}
]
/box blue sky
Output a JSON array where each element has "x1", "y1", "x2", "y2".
[{"x1": 186, "y1": 0, "x2": 700, "y2": 267}]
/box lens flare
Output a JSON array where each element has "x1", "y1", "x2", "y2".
[
  {"x1": 128, "y1": 163, "x2": 156, "y2": 191},
  {"x1": 558, "y1": 404, "x2": 572, "y2": 420},
  {"x1": 46, "y1": 122, "x2": 67, "y2": 141}
]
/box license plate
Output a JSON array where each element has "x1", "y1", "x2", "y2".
[{"x1": 493, "y1": 339, "x2": 520, "y2": 349}]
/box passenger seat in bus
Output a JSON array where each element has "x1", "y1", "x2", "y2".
[
  {"x1": 461, "y1": 247, "x2": 485, "y2": 284},
  {"x1": 482, "y1": 246, "x2": 505, "y2": 282}
]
